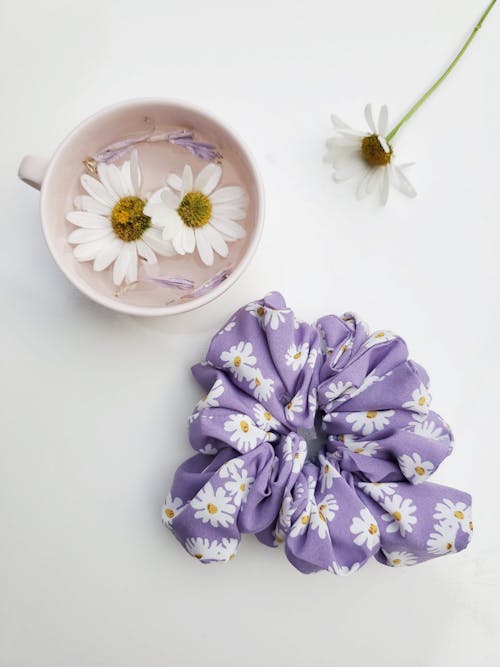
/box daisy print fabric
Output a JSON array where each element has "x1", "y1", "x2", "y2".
[{"x1": 163, "y1": 293, "x2": 472, "y2": 574}]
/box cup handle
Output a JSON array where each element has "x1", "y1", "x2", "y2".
[{"x1": 18, "y1": 155, "x2": 49, "y2": 190}]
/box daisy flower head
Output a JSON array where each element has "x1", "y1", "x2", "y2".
[
  {"x1": 145, "y1": 163, "x2": 247, "y2": 266},
  {"x1": 326, "y1": 104, "x2": 416, "y2": 205},
  {"x1": 66, "y1": 150, "x2": 176, "y2": 286}
]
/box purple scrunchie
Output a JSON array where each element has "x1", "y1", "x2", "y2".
[{"x1": 162, "y1": 292, "x2": 472, "y2": 574}]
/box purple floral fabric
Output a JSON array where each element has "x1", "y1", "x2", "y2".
[{"x1": 162, "y1": 293, "x2": 472, "y2": 574}]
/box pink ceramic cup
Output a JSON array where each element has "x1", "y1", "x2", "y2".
[{"x1": 18, "y1": 98, "x2": 264, "y2": 317}]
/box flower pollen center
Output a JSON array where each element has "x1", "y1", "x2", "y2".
[
  {"x1": 177, "y1": 191, "x2": 212, "y2": 228},
  {"x1": 111, "y1": 196, "x2": 150, "y2": 242},
  {"x1": 361, "y1": 134, "x2": 392, "y2": 167}
]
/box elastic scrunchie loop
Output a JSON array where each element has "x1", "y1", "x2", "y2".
[{"x1": 163, "y1": 293, "x2": 472, "y2": 574}]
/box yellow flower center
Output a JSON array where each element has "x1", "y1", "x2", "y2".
[
  {"x1": 177, "y1": 191, "x2": 212, "y2": 228},
  {"x1": 301, "y1": 515, "x2": 309, "y2": 525},
  {"x1": 264, "y1": 411, "x2": 272, "y2": 421},
  {"x1": 415, "y1": 466, "x2": 426, "y2": 476},
  {"x1": 418, "y1": 395, "x2": 427, "y2": 406},
  {"x1": 111, "y1": 196, "x2": 150, "y2": 242},
  {"x1": 194, "y1": 553, "x2": 203, "y2": 559},
  {"x1": 368, "y1": 524, "x2": 378, "y2": 535},
  {"x1": 233, "y1": 356, "x2": 241, "y2": 367},
  {"x1": 355, "y1": 447, "x2": 364, "y2": 454},
  {"x1": 207, "y1": 503, "x2": 218, "y2": 514},
  {"x1": 324, "y1": 464, "x2": 330, "y2": 473},
  {"x1": 392, "y1": 511, "x2": 402, "y2": 521},
  {"x1": 361, "y1": 134, "x2": 392, "y2": 167},
  {"x1": 366, "y1": 410, "x2": 377, "y2": 419},
  {"x1": 319, "y1": 504, "x2": 327, "y2": 522},
  {"x1": 240, "y1": 420, "x2": 249, "y2": 433},
  {"x1": 392, "y1": 558, "x2": 401, "y2": 565},
  {"x1": 257, "y1": 306, "x2": 265, "y2": 317},
  {"x1": 293, "y1": 351, "x2": 302, "y2": 360},
  {"x1": 454, "y1": 510, "x2": 465, "y2": 520},
  {"x1": 446, "y1": 542, "x2": 453, "y2": 551},
  {"x1": 240, "y1": 483, "x2": 246, "y2": 492},
  {"x1": 164, "y1": 508, "x2": 175, "y2": 519},
  {"x1": 375, "y1": 332, "x2": 386, "y2": 338}
]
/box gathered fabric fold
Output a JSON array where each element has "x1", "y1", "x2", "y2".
[{"x1": 163, "y1": 293, "x2": 472, "y2": 574}]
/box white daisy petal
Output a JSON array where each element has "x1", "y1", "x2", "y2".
[
  {"x1": 181, "y1": 165, "x2": 193, "y2": 196},
  {"x1": 195, "y1": 227, "x2": 214, "y2": 265},
  {"x1": 366, "y1": 166, "x2": 382, "y2": 194},
  {"x1": 98, "y1": 162, "x2": 125, "y2": 199},
  {"x1": 195, "y1": 163, "x2": 222, "y2": 195},
  {"x1": 380, "y1": 166, "x2": 390, "y2": 205},
  {"x1": 113, "y1": 244, "x2": 131, "y2": 285},
  {"x1": 161, "y1": 210, "x2": 184, "y2": 240},
  {"x1": 80, "y1": 174, "x2": 116, "y2": 207},
  {"x1": 142, "y1": 228, "x2": 176, "y2": 256},
  {"x1": 66, "y1": 211, "x2": 110, "y2": 229},
  {"x1": 130, "y1": 149, "x2": 141, "y2": 194},
  {"x1": 378, "y1": 105, "x2": 389, "y2": 136},
  {"x1": 74, "y1": 195, "x2": 110, "y2": 216},
  {"x1": 210, "y1": 218, "x2": 246, "y2": 240},
  {"x1": 126, "y1": 243, "x2": 138, "y2": 283},
  {"x1": 93, "y1": 237, "x2": 123, "y2": 271},
  {"x1": 356, "y1": 169, "x2": 372, "y2": 200},
  {"x1": 67, "y1": 227, "x2": 112, "y2": 244},
  {"x1": 73, "y1": 239, "x2": 109, "y2": 262},
  {"x1": 160, "y1": 187, "x2": 181, "y2": 209},
  {"x1": 172, "y1": 230, "x2": 186, "y2": 255},
  {"x1": 211, "y1": 204, "x2": 246, "y2": 221},
  {"x1": 182, "y1": 226, "x2": 196, "y2": 254},
  {"x1": 392, "y1": 165, "x2": 417, "y2": 198},
  {"x1": 136, "y1": 239, "x2": 157, "y2": 264},
  {"x1": 209, "y1": 186, "x2": 247, "y2": 205},
  {"x1": 166, "y1": 173, "x2": 183, "y2": 191},
  {"x1": 330, "y1": 114, "x2": 353, "y2": 130},
  {"x1": 120, "y1": 161, "x2": 134, "y2": 197},
  {"x1": 204, "y1": 224, "x2": 229, "y2": 257},
  {"x1": 364, "y1": 104, "x2": 377, "y2": 134}
]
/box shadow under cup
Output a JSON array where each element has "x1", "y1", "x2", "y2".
[{"x1": 37, "y1": 99, "x2": 264, "y2": 316}]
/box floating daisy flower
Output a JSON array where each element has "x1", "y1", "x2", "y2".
[
  {"x1": 145, "y1": 164, "x2": 247, "y2": 266},
  {"x1": 66, "y1": 150, "x2": 175, "y2": 286}
]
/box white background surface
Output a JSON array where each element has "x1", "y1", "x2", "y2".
[{"x1": 1, "y1": 1, "x2": 499, "y2": 665}]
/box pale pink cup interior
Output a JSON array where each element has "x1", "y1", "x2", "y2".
[{"x1": 18, "y1": 99, "x2": 264, "y2": 316}]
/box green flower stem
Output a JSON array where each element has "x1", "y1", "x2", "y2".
[{"x1": 386, "y1": 0, "x2": 497, "y2": 142}]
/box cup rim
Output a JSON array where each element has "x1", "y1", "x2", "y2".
[{"x1": 39, "y1": 97, "x2": 265, "y2": 317}]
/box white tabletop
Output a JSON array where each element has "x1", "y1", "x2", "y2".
[{"x1": 1, "y1": 1, "x2": 499, "y2": 665}]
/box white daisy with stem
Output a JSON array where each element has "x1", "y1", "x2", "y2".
[
  {"x1": 145, "y1": 163, "x2": 247, "y2": 266},
  {"x1": 66, "y1": 149, "x2": 175, "y2": 285},
  {"x1": 326, "y1": 1, "x2": 497, "y2": 204}
]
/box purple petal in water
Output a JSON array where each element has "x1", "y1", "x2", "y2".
[
  {"x1": 92, "y1": 130, "x2": 154, "y2": 163},
  {"x1": 145, "y1": 276, "x2": 195, "y2": 290},
  {"x1": 167, "y1": 132, "x2": 222, "y2": 163},
  {"x1": 190, "y1": 268, "x2": 231, "y2": 297}
]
